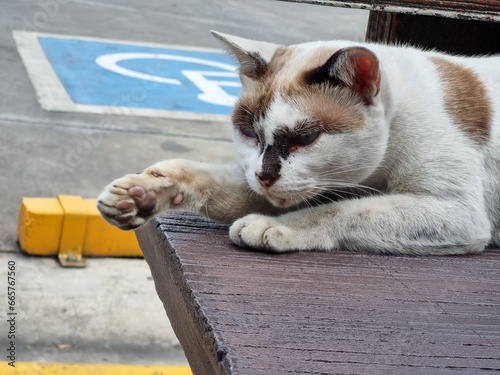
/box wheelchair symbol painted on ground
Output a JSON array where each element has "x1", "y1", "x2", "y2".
[
  {"x1": 14, "y1": 32, "x2": 242, "y2": 120},
  {"x1": 95, "y1": 53, "x2": 241, "y2": 107}
]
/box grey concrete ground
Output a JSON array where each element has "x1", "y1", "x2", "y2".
[{"x1": 0, "y1": 0, "x2": 368, "y2": 366}]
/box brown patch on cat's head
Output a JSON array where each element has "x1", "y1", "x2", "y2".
[
  {"x1": 281, "y1": 46, "x2": 368, "y2": 133},
  {"x1": 262, "y1": 46, "x2": 292, "y2": 79},
  {"x1": 300, "y1": 47, "x2": 381, "y2": 105},
  {"x1": 232, "y1": 45, "x2": 367, "y2": 135},
  {"x1": 289, "y1": 85, "x2": 365, "y2": 133},
  {"x1": 430, "y1": 56, "x2": 492, "y2": 145},
  {"x1": 231, "y1": 47, "x2": 294, "y2": 126},
  {"x1": 232, "y1": 87, "x2": 275, "y2": 133}
]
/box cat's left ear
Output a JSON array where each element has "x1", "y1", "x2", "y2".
[
  {"x1": 306, "y1": 47, "x2": 381, "y2": 105},
  {"x1": 211, "y1": 31, "x2": 282, "y2": 81}
]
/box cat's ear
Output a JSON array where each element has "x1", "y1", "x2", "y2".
[
  {"x1": 211, "y1": 31, "x2": 281, "y2": 80},
  {"x1": 305, "y1": 47, "x2": 381, "y2": 104}
]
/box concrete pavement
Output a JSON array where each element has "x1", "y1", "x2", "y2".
[{"x1": 0, "y1": 0, "x2": 368, "y2": 366}]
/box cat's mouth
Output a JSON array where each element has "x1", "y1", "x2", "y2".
[{"x1": 254, "y1": 178, "x2": 317, "y2": 208}]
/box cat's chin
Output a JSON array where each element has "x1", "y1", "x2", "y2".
[{"x1": 264, "y1": 192, "x2": 301, "y2": 209}]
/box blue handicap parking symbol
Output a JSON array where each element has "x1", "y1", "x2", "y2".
[{"x1": 37, "y1": 37, "x2": 241, "y2": 116}]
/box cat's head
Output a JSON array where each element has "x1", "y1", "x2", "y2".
[{"x1": 213, "y1": 31, "x2": 387, "y2": 208}]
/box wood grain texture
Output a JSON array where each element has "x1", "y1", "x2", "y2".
[
  {"x1": 136, "y1": 212, "x2": 500, "y2": 374},
  {"x1": 279, "y1": 0, "x2": 500, "y2": 22},
  {"x1": 366, "y1": 11, "x2": 500, "y2": 55}
]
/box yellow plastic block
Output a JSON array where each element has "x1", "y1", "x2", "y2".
[
  {"x1": 17, "y1": 196, "x2": 142, "y2": 259},
  {"x1": 1, "y1": 362, "x2": 192, "y2": 375},
  {"x1": 83, "y1": 198, "x2": 142, "y2": 257},
  {"x1": 58, "y1": 195, "x2": 88, "y2": 262},
  {"x1": 17, "y1": 198, "x2": 64, "y2": 255}
]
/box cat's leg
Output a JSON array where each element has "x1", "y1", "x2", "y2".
[
  {"x1": 230, "y1": 194, "x2": 491, "y2": 255},
  {"x1": 97, "y1": 159, "x2": 279, "y2": 230}
]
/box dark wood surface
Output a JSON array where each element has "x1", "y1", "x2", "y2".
[
  {"x1": 280, "y1": 0, "x2": 500, "y2": 22},
  {"x1": 365, "y1": 11, "x2": 500, "y2": 55},
  {"x1": 281, "y1": 0, "x2": 500, "y2": 55},
  {"x1": 136, "y1": 212, "x2": 500, "y2": 375}
]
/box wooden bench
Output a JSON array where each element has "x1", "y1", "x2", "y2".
[
  {"x1": 136, "y1": 213, "x2": 500, "y2": 374},
  {"x1": 281, "y1": 0, "x2": 500, "y2": 55},
  {"x1": 136, "y1": 2, "x2": 500, "y2": 374}
]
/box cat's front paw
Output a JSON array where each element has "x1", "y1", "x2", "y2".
[
  {"x1": 229, "y1": 214, "x2": 296, "y2": 252},
  {"x1": 97, "y1": 169, "x2": 183, "y2": 230}
]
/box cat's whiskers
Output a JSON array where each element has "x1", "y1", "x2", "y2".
[
  {"x1": 302, "y1": 197, "x2": 320, "y2": 215},
  {"x1": 308, "y1": 186, "x2": 365, "y2": 200},
  {"x1": 313, "y1": 186, "x2": 364, "y2": 197},
  {"x1": 316, "y1": 183, "x2": 380, "y2": 197},
  {"x1": 316, "y1": 163, "x2": 378, "y2": 177}
]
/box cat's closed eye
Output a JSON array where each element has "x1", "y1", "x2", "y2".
[
  {"x1": 293, "y1": 132, "x2": 320, "y2": 146},
  {"x1": 240, "y1": 127, "x2": 257, "y2": 140}
]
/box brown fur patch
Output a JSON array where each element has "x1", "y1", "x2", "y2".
[
  {"x1": 284, "y1": 46, "x2": 365, "y2": 133},
  {"x1": 232, "y1": 88, "x2": 275, "y2": 130},
  {"x1": 232, "y1": 45, "x2": 365, "y2": 135},
  {"x1": 231, "y1": 48, "x2": 294, "y2": 128},
  {"x1": 289, "y1": 85, "x2": 365, "y2": 133},
  {"x1": 264, "y1": 46, "x2": 291, "y2": 79},
  {"x1": 430, "y1": 56, "x2": 492, "y2": 145}
]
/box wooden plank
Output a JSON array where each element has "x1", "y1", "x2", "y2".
[
  {"x1": 135, "y1": 215, "x2": 230, "y2": 375},
  {"x1": 279, "y1": 0, "x2": 500, "y2": 22},
  {"x1": 136, "y1": 212, "x2": 500, "y2": 375},
  {"x1": 366, "y1": 11, "x2": 500, "y2": 55}
]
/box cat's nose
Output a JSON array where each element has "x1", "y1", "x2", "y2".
[{"x1": 255, "y1": 171, "x2": 279, "y2": 187}]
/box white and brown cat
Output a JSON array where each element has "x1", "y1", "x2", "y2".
[{"x1": 97, "y1": 31, "x2": 500, "y2": 255}]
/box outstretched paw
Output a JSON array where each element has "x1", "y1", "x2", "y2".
[
  {"x1": 97, "y1": 170, "x2": 183, "y2": 230},
  {"x1": 229, "y1": 214, "x2": 296, "y2": 252}
]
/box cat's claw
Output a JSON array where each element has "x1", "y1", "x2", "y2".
[
  {"x1": 97, "y1": 171, "x2": 180, "y2": 230},
  {"x1": 229, "y1": 214, "x2": 296, "y2": 252}
]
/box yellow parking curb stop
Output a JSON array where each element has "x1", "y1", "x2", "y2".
[{"x1": 17, "y1": 195, "x2": 142, "y2": 267}]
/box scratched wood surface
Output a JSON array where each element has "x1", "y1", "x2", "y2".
[
  {"x1": 279, "y1": 0, "x2": 500, "y2": 22},
  {"x1": 136, "y1": 212, "x2": 500, "y2": 375}
]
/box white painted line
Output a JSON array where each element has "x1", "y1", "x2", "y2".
[{"x1": 13, "y1": 31, "x2": 75, "y2": 113}]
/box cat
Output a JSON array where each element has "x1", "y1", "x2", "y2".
[{"x1": 97, "y1": 31, "x2": 500, "y2": 256}]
